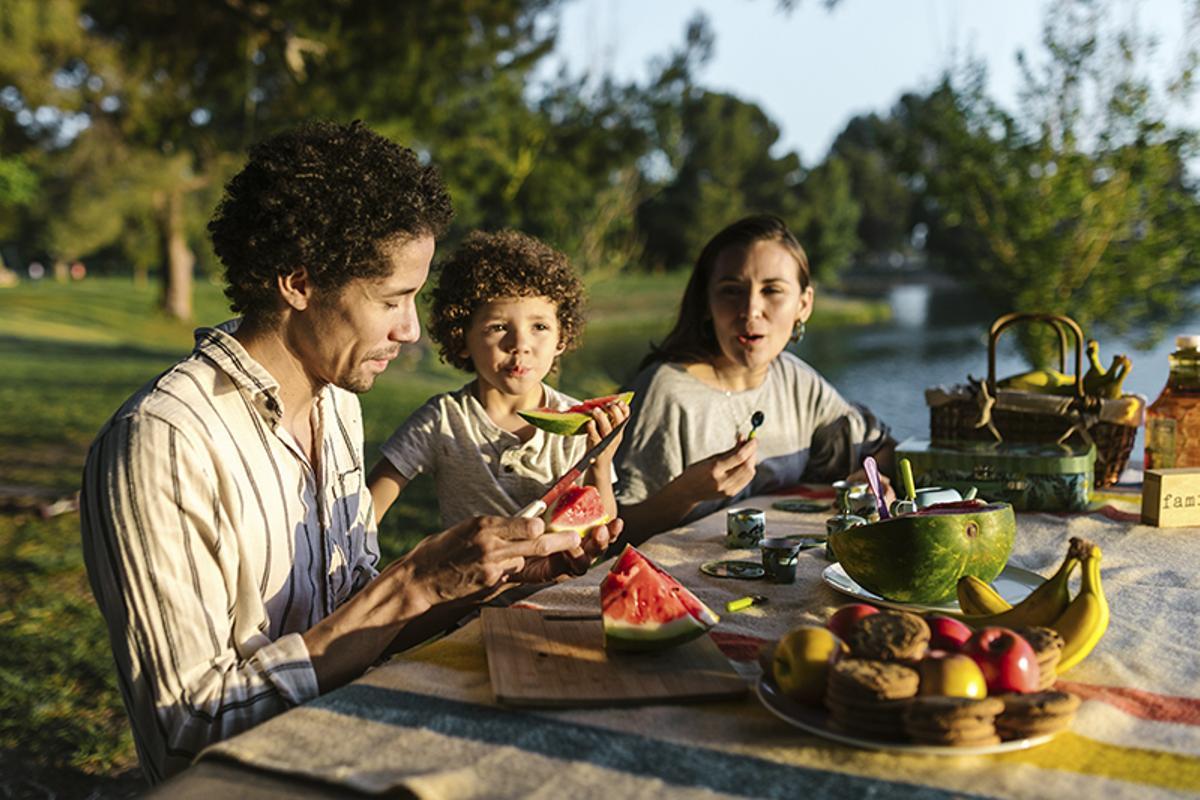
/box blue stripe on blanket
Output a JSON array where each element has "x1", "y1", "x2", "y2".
[{"x1": 313, "y1": 686, "x2": 984, "y2": 799}]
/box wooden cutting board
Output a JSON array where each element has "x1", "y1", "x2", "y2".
[{"x1": 480, "y1": 606, "x2": 747, "y2": 708}]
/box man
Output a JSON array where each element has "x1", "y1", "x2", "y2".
[{"x1": 79, "y1": 120, "x2": 620, "y2": 783}]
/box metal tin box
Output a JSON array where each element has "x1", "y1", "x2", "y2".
[{"x1": 896, "y1": 437, "x2": 1095, "y2": 512}]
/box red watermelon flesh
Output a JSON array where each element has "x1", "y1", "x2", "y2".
[
  {"x1": 543, "y1": 485, "x2": 610, "y2": 537},
  {"x1": 600, "y1": 545, "x2": 719, "y2": 652}
]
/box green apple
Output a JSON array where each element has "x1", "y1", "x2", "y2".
[
  {"x1": 772, "y1": 625, "x2": 846, "y2": 705},
  {"x1": 917, "y1": 650, "x2": 988, "y2": 698}
]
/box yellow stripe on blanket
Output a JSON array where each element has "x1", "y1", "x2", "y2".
[{"x1": 996, "y1": 731, "x2": 1200, "y2": 792}]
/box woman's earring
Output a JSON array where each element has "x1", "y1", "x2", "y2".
[{"x1": 790, "y1": 320, "x2": 806, "y2": 344}]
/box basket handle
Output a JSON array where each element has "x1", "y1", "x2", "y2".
[{"x1": 986, "y1": 312, "x2": 1085, "y2": 400}]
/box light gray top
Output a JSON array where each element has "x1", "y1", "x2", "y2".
[
  {"x1": 379, "y1": 382, "x2": 599, "y2": 527},
  {"x1": 614, "y1": 352, "x2": 892, "y2": 524}
]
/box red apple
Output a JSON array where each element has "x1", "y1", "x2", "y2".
[
  {"x1": 924, "y1": 614, "x2": 974, "y2": 652},
  {"x1": 963, "y1": 627, "x2": 1040, "y2": 694},
  {"x1": 917, "y1": 650, "x2": 988, "y2": 698},
  {"x1": 827, "y1": 603, "x2": 879, "y2": 641}
]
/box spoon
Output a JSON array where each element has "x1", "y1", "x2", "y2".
[
  {"x1": 863, "y1": 455, "x2": 890, "y2": 520},
  {"x1": 747, "y1": 410, "x2": 765, "y2": 439}
]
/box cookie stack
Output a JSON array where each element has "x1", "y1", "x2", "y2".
[
  {"x1": 1014, "y1": 626, "x2": 1065, "y2": 690},
  {"x1": 825, "y1": 659, "x2": 919, "y2": 741},
  {"x1": 995, "y1": 691, "x2": 1081, "y2": 740},
  {"x1": 903, "y1": 697, "x2": 1004, "y2": 747}
]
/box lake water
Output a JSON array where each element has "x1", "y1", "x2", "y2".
[{"x1": 796, "y1": 284, "x2": 1196, "y2": 463}]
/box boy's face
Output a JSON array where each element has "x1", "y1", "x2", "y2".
[
  {"x1": 295, "y1": 234, "x2": 435, "y2": 393},
  {"x1": 463, "y1": 294, "x2": 565, "y2": 399}
]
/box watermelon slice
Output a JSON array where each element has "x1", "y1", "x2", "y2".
[
  {"x1": 543, "y1": 485, "x2": 610, "y2": 538},
  {"x1": 600, "y1": 545, "x2": 719, "y2": 652},
  {"x1": 518, "y1": 391, "x2": 635, "y2": 436}
]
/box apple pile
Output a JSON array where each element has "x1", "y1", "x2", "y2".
[{"x1": 771, "y1": 603, "x2": 1042, "y2": 707}]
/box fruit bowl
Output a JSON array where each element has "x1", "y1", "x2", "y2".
[{"x1": 828, "y1": 500, "x2": 1016, "y2": 604}]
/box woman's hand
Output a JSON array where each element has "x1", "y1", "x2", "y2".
[
  {"x1": 670, "y1": 437, "x2": 758, "y2": 503},
  {"x1": 844, "y1": 467, "x2": 896, "y2": 508}
]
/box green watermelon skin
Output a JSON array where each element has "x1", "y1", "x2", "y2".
[
  {"x1": 601, "y1": 545, "x2": 718, "y2": 652},
  {"x1": 829, "y1": 502, "x2": 1015, "y2": 604},
  {"x1": 518, "y1": 391, "x2": 634, "y2": 436}
]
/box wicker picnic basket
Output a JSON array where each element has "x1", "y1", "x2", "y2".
[{"x1": 926, "y1": 312, "x2": 1144, "y2": 488}]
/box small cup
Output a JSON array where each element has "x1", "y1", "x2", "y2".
[
  {"x1": 761, "y1": 537, "x2": 801, "y2": 583},
  {"x1": 913, "y1": 487, "x2": 962, "y2": 509},
  {"x1": 726, "y1": 507, "x2": 766, "y2": 549}
]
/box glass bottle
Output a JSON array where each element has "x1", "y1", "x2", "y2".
[
  {"x1": 825, "y1": 481, "x2": 867, "y2": 561},
  {"x1": 1145, "y1": 335, "x2": 1200, "y2": 470}
]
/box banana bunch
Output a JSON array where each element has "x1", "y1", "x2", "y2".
[{"x1": 955, "y1": 537, "x2": 1109, "y2": 674}]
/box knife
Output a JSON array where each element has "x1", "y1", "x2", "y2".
[{"x1": 517, "y1": 417, "x2": 628, "y2": 519}]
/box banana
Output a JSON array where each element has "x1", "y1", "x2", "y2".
[
  {"x1": 957, "y1": 574, "x2": 1012, "y2": 615},
  {"x1": 956, "y1": 539, "x2": 1085, "y2": 629},
  {"x1": 1051, "y1": 540, "x2": 1109, "y2": 674}
]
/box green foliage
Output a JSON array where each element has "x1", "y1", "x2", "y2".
[
  {"x1": 896, "y1": 1, "x2": 1200, "y2": 363},
  {"x1": 792, "y1": 154, "x2": 862, "y2": 283}
]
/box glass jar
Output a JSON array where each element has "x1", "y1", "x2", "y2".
[{"x1": 1145, "y1": 335, "x2": 1200, "y2": 470}]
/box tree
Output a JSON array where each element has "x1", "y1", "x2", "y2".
[{"x1": 898, "y1": 0, "x2": 1200, "y2": 361}]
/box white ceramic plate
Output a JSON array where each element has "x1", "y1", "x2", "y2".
[
  {"x1": 756, "y1": 677, "x2": 1057, "y2": 756},
  {"x1": 821, "y1": 562, "x2": 1042, "y2": 613}
]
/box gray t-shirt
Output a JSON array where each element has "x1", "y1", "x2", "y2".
[
  {"x1": 380, "y1": 383, "x2": 596, "y2": 528},
  {"x1": 614, "y1": 352, "x2": 892, "y2": 523}
]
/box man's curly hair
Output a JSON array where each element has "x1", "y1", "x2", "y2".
[
  {"x1": 429, "y1": 230, "x2": 586, "y2": 372},
  {"x1": 208, "y1": 120, "x2": 454, "y2": 321}
]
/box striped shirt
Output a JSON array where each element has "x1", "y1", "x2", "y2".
[{"x1": 80, "y1": 321, "x2": 381, "y2": 783}]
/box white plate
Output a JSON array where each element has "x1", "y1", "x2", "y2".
[
  {"x1": 821, "y1": 562, "x2": 1042, "y2": 614},
  {"x1": 756, "y1": 676, "x2": 1056, "y2": 756}
]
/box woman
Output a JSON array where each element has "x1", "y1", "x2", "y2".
[{"x1": 614, "y1": 214, "x2": 895, "y2": 542}]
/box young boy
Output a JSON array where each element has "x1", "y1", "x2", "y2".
[{"x1": 367, "y1": 230, "x2": 627, "y2": 528}]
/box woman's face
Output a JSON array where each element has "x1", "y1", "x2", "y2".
[{"x1": 706, "y1": 239, "x2": 813, "y2": 373}]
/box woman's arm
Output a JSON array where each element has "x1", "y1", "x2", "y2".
[{"x1": 366, "y1": 459, "x2": 410, "y2": 525}]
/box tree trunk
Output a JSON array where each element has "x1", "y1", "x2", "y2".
[{"x1": 154, "y1": 187, "x2": 194, "y2": 321}]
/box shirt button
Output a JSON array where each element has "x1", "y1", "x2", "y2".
[{"x1": 504, "y1": 465, "x2": 515, "y2": 473}]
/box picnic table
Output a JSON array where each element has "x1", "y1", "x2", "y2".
[{"x1": 151, "y1": 485, "x2": 1200, "y2": 799}]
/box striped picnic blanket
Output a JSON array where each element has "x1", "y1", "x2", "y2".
[{"x1": 200, "y1": 491, "x2": 1200, "y2": 798}]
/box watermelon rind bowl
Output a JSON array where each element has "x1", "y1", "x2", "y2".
[{"x1": 828, "y1": 501, "x2": 1016, "y2": 604}]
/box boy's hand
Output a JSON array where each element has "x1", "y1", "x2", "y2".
[{"x1": 583, "y1": 399, "x2": 631, "y2": 461}]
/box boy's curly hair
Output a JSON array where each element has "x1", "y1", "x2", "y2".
[
  {"x1": 429, "y1": 230, "x2": 586, "y2": 372},
  {"x1": 208, "y1": 120, "x2": 454, "y2": 321}
]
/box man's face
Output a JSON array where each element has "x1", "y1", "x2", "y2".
[{"x1": 298, "y1": 234, "x2": 435, "y2": 393}]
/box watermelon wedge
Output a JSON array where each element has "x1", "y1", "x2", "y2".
[
  {"x1": 600, "y1": 545, "x2": 719, "y2": 652},
  {"x1": 518, "y1": 391, "x2": 635, "y2": 436},
  {"x1": 543, "y1": 485, "x2": 610, "y2": 538}
]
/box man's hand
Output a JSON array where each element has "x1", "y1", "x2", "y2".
[
  {"x1": 404, "y1": 515, "x2": 586, "y2": 606},
  {"x1": 670, "y1": 437, "x2": 758, "y2": 503},
  {"x1": 509, "y1": 517, "x2": 624, "y2": 584}
]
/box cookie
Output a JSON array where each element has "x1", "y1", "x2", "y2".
[
  {"x1": 1014, "y1": 626, "x2": 1065, "y2": 658},
  {"x1": 847, "y1": 612, "x2": 931, "y2": 662},
  {"x1": 828, "y1": 658, "x2": 920, "y2": 701},
  {"x1": 995, "y1": 691, "x2": 1080, "y2": 740},
  {"x1": 904, "y1": 696, "x2": 1005, "y2": 727}
]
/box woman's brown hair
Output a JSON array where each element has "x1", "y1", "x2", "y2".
[{"x1": 639, "y1": 214, "x2": 810, "y2": 370}]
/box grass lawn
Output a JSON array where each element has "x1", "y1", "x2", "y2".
[{"x1": 0, "y1": 274, "x2": 887, "y2": 796}]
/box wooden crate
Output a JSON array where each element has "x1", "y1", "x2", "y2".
[{"x1": 1141, "y1": 468, "x2": 1200, "y2": 527}]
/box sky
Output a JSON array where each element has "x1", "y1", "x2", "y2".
[{"x1": 543, "y1": 0, "x2": 1196, "y2": 165}]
